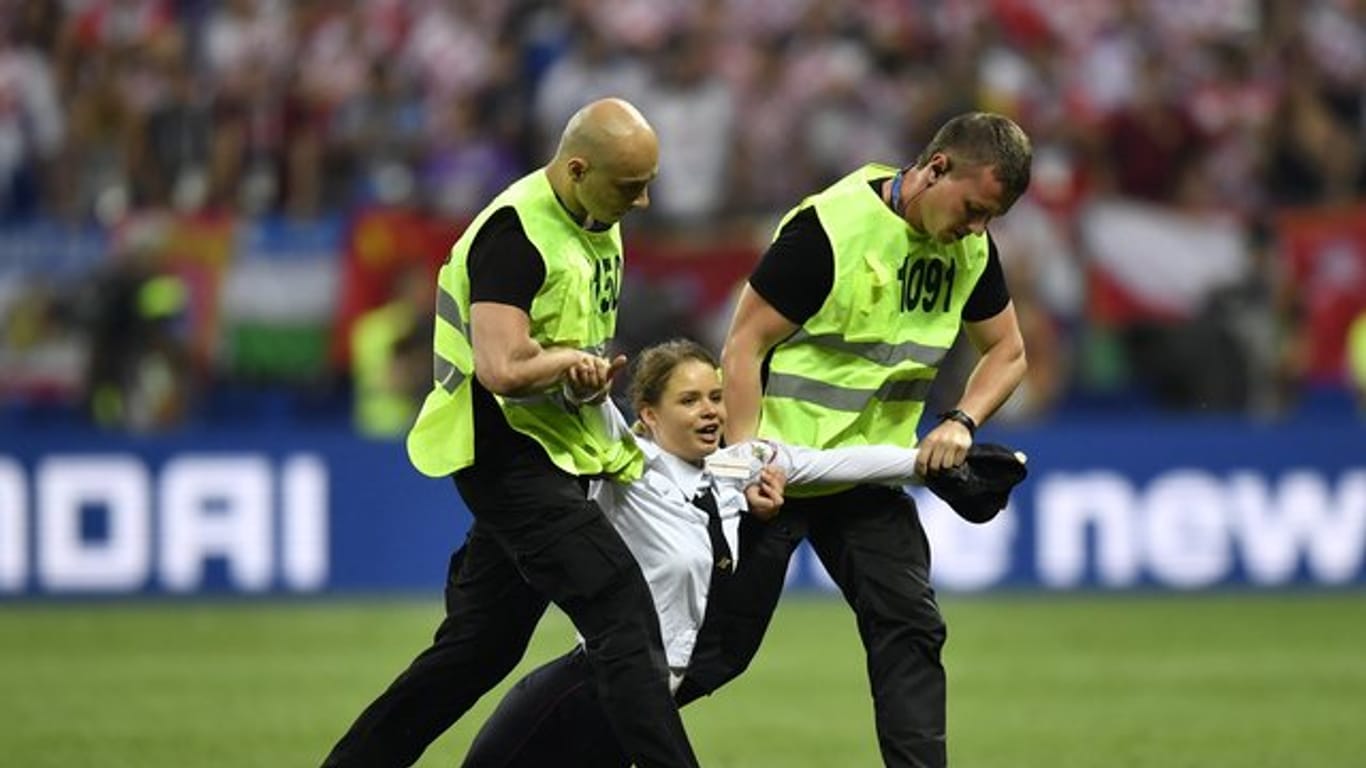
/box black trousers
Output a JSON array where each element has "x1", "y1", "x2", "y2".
[
  {"x1": 464, "y1": 485, "x2": 947, "y2": 768},
  {"x1": 459, "y1": 523, "x2": 760, "y2": 768},
  {"x1": 799, "y1": 486, "x2": 947, "y2": 768},
  {"x1": 463, "y1": 647, "x2": 627, "y2": 768},
  {"x1": 321, "y1": 453, "x2": 699, "y2": 768}
]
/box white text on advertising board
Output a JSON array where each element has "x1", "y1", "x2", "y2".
[
  {"x1": 0, "y1": 454, "x2": 328, "y2": 593},
  {"x1": 790, "y1": 468, "x2": 1366, "y2": 591},
  {"x1": 1037, "y1": 468, "x2": 1366, "y2": 588}
]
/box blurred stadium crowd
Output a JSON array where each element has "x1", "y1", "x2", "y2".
[{"x1": 1, "y1": 0, "x2": 1364, "y2": 433}]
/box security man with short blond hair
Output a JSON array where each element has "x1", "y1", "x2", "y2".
[{"x1": 718, "y1": 112, "x2": 1034, "y2": 768}]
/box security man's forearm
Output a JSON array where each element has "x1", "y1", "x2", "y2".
[
  {"x1": 478, "y1": 345, "x2": 583, "y2": 397},
  {"x1": 956, "y1": 342, "x2": 1027, "y2": 427},
  {"x1": 721, "y1": 346, "x2": 764, "y2": 444}
]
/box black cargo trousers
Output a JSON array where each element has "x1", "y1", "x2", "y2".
[
  {"x1": 687, "y1": 483, "x2": 948, "y2": 768},
  {"x1": 320, "y1": 448, "x2": 699, "y2": 768}
]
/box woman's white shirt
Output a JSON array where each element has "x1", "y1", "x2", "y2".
[
  {"x1": 587, "y1": 400, "x2": 923, "y2": 675},
  {"x1": 591, "y1": 432, "x2": 746, "y2": 674}
]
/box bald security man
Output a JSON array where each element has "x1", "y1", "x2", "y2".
[{"x1": 322, "y1": 99, "x2": 702, "y2": 768}]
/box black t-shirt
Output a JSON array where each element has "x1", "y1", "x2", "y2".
[
  {"x1": 463, "y1": 207, "x2": 552, "y2": 468},
  {"x1": 467, "y1": 207, "x2": 546, "y2": 309},
  {"x1": 749, "y1": 181, "x2": 1011, "y2": 326}
]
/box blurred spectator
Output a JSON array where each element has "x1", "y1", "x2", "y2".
[
  {"x1": 402, "y1": 0, "x2": 498, "y2": 117},
  {"x1": 294, "y1": 1, "x2": 370, "y2": 114},
  {"x1": 66, "y1": 0, "x2": 175, "y2": 52},
  {"x1": 1349, "y1": 310, "x2": 1366, "y2": 413},
  {"x1": 350, "y1": 264, "x2": 432, "y2": 438},
  {"x1": 10, "y1": 0, "x2": 64, "y2": 55},
  {"x1": 635, "y1": 27, "x2": 735, "y2": 228},
  {"x1": 197, "y1": 0, "x2": 289, "y2": 217},
  {"x1": 1101, "y1": 53, "x2": 1204, "y2": 203},
  {"x1": 420, "y1": 91, "x2": 520, "y2": 218},
  {"x1": 56, "y1": 0, "x2": 179, "y2": 100},
  {"x1": 0, "y1": 278, "x2": 83, "y2": 406},
  {"x1": 82, "y1": 244, "x2": 194, "y2": 431},
  {"x1": 0, "y1": 21, "x2": 63, "y2": 219},
  {"x1": 1264, "y1": 64, "x2": 1364, "y2": 208},
  {"x1": 1185, "y1": 41, "x2": 1276, "y2": 216},
  {"x1": 532, "y1": 14, "x2": 647, "y2": 158},
  {"x1": 279, "y1": 0, "x2": 363, "y2": 218},
  {"x1": 60, "y1": 49, "x2": 140, "y2": 222},
  {"x1": 202, "y1": 0, "x2": 290, "y2": 92},
  {"x1": 332, "y1": 60, "x2": 425, "y2": 206},
  {"x1": 800, "y1": 38, "x2": 900, "y2": 192},
  {"x1": 730, "y1": 34, "x2": 812, "y2": 215},
  {"x1": 989, "y1": 196, "x2": 1082, "y2": 419},
  {"x1": 1069, "y1": 0, "x2": 1153, "y2": 118},
  {"x1": 1295, "y1": 0, "x2": 1366, "y2": 98},
  {"x1": 210, "y1": 53, "x2": 282, "y2": 214},
  {"x1": 135, "y1": 45, "x2": 212, "y2": 211}
]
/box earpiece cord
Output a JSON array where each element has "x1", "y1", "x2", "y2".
[{"x1": 889, "y1": 167, "x2": 929, "y2": 217}]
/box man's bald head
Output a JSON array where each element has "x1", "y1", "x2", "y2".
[
  {"x1": 549, "y1": 98, "x2": 659, "y2": 226},
  {"x1": 555, "y1": 98, "x2": 659, "y2": 176}
]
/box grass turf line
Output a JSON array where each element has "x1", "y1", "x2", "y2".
[{"x1": 1, "y1": 593, "x2": 1363, "y2": 767}]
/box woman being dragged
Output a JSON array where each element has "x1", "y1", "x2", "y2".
[{"x1": 462, "y1": 339, "x2": 1025, "y2": 767}]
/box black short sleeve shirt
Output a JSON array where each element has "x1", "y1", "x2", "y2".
[
  {"x1": 467, "y1": 207, "x2": 546, "y2": 311},
  {"x1": 463, "y1": 206, "x2": 552, "y2": 467}
]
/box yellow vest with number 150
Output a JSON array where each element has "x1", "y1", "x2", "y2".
[{"x1": 406, "y1": 170, "x2": 644, "y2": 482}]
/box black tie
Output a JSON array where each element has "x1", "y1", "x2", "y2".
[{"x1": 692, "y1": 487, "x2": 733, "y2": 574}]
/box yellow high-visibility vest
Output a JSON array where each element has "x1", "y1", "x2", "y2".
[
  {"x1": 759, "y1": 164, "x2": 990, "y2": 495},
  {"x1": 406, "y1": 170, "x2": 643, "y2": 482}
]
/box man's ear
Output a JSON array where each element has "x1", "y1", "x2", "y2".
[
  {"x1": 931, "y1": 154, "x2": 951, "y2": 181},
  {"x1": 568, "y1": 158, "x2": 588, "y2": 182}
]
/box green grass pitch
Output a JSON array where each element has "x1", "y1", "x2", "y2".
[{"x1": 2, "y1": 592, "x2": 1364, "y2": 767}]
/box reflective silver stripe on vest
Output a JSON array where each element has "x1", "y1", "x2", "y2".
[
  {"x1": 436, "y1": 286, "x2": 465, "y2": 336},
  {"x1": 787, "y1": 329, "x2": 949, "y2": 368},
  {"x1": 433, "y1": 353, "x2": 466, "y2": 393},
  {"x1": 765, "y1": 371, "x2": 933, "y2": 412}
]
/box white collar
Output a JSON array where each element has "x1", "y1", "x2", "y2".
[{"x1": 639, "y1": 435, "x2": 710, "y2": 496}]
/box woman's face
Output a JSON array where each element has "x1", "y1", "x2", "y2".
[{"x1": 639, "y1": 359, "x2": 725, "y2": 464}]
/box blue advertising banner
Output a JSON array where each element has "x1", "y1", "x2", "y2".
[
  {"x1": 0, "y1": 420, "x2": 1362, "y2": 596},
  {"x1": 0, "y1": 428, "x2": 461, "y2": 595}
]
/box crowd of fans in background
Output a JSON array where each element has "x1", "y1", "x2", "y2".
[{"x1": 1, "y1": 0, "x2": 1364, "y2": 431}]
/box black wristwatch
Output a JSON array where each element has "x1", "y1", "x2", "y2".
[{"x1": 938, "y1": 409, "x2": 977, "y2": 436}]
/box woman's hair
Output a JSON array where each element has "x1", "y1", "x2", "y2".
[{"x1": 628, "y1": 339, "x2": 719, "y2": 432}]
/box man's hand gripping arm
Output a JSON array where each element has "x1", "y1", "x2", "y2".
[{"x1": 470, "y1": 302, "x2": 625, "y2": 401}]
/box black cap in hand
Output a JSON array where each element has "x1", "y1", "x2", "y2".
[{"x1": 924, "y1": 443, "x2": 1028, "y2": 524}]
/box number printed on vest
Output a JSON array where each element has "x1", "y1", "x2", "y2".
[
  {"x1": 591, "y1": 254, "x2": 622, "y2": 313},
  {"x1": 897, "y1": 255, "x2": 955, "y2": 313}
]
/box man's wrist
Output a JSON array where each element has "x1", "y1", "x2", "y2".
[{"x1": 938, "y1": 408, "x2": 977, "y2": 436}]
